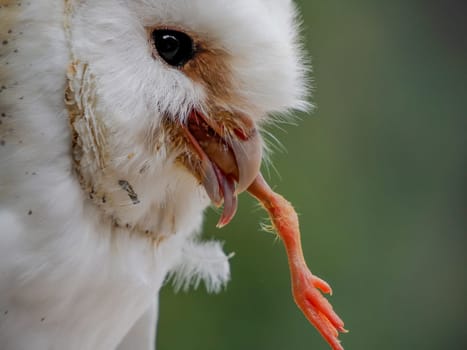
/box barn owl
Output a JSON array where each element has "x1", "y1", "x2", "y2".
[{"x1": 0, "y1": 0, "x2": 345, "y2": 349}]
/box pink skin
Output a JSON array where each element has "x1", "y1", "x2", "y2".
[{"x1": 247, "y1": 174, "x2": 347, "y2": 350}]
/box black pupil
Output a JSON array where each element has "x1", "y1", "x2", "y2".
[{"x1": 152, "y1": 29, "x2": 194, "y2": 67}]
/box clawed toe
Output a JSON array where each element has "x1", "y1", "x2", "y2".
[
  {"x1": 311, "y1": 275, "x2": 333, "y2": 295},
  {"x1": 292, "y1": 270, "x2": 346, "y2": 350}
]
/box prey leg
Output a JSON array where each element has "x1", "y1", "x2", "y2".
[{"x1": 247, "y1": 174, "x2": 346, "y2": 350}]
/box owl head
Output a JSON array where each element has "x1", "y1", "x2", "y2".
[{"x1": 66, "y1": 0, "x2": 309, "y2": 235}]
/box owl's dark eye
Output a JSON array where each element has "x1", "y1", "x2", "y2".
[{"x1": 152, "y1": 29, "x2": 195, "y2": 67}]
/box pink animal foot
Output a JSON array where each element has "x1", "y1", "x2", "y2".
[{"x1": 292, "y1": 268, "x2": 347, "y2": 350}]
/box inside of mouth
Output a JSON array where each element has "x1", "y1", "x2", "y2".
[
  {"x1": 186, "y1": 113, "x2": 239, "y2": 226},
  {"x1": 187, "y1": 115, "x2": 239, "y2": 179}
]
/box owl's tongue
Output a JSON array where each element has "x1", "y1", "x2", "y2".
[{"x1": 185, "y1": 110, "x2": 262, "y2": 227}]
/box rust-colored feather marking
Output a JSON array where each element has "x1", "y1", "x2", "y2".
[{"x1": 147, "y1": 26, "x2": 247, "y2": 112}]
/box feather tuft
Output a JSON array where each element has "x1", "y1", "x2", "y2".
[{"x1": 168, "y1": 240, "x2": 232, "y2": 293}]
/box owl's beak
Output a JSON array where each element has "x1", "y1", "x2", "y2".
[{"x1": 183, "y1": 110, "x2": 262, "y2": 227}]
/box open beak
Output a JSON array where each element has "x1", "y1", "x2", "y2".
[{"x1": 182, "y1": 109, "x2": 262, "y2": 227}]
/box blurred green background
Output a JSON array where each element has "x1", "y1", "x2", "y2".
[{"x1": 158, "y1": 1, "x2": 467, "y2": 349}]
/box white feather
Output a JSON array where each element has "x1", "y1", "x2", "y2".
[{"x1": 0, "y1": 0, "x2": 308, "y2": 349}]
